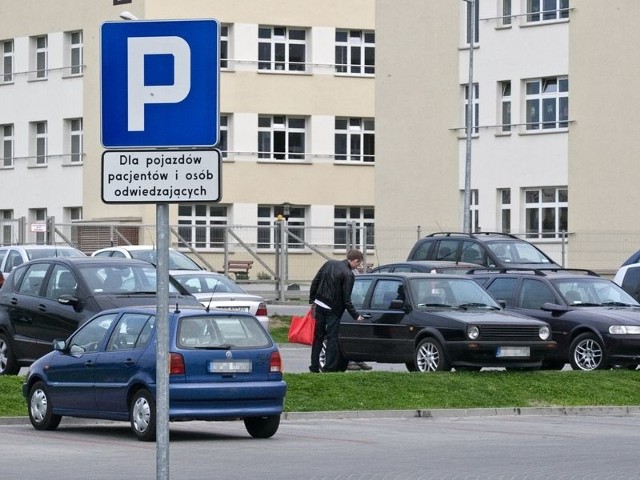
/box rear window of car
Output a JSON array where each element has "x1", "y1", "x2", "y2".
[
  {"x1": 27, "y1": 248, "x2": 84, "y2": 260},
  {"x1": 177, "y1": 315, "x2": 271, "y2": 349}
]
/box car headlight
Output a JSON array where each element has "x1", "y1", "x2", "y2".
[
  {"x1": 609, "y1": 325, "x2": 640, "y2": 335},
  {"x1": 467, "y1": 325, "x2": 480, "y2": 340},
  {"x1": 539, "y1": 325, "x2": 551, "y2": 340}
]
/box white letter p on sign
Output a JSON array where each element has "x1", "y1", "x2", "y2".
[{"x1": 127, "y1": 36, "x2": 191, "y2": 131}]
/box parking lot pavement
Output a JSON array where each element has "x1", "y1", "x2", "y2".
[{"x1": 279, "y1": 344, "x2": 407, "y2": 373}]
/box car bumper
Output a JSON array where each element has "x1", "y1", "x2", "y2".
[
  {"x1": 446, "y1": 340, "x2": 557, "y2": 368},
  {"x1": 602, "y1": 334, "x2": 640, "y2": 365},
  {"x1": 169, "y1": 380, "x2": 286, "y2": 420}
]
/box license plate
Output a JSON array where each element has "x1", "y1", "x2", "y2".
[
  {"x1": 496, "y1": 346, "x2": 530, "y2": 358},
  {"x1": 218, "y1": 306, "x2": 250, "y2": 312},
  {"x1": 209, "y1": 360, "x2": 252, "y2": 373}
]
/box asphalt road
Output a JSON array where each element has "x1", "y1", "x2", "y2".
[{"x1": 3, "y1": 411, "x2": 640, "y2": 479}]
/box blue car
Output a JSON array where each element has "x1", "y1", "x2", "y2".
[{"x1": 22, "y1": 307, "x2": 287, "y2": 441}]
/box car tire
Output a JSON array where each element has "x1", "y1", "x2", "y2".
[
  {"x1": 0, "y1": 333, "x2": 20, "y2": 375},
  {"x1": 414, "y1": 338, "x2": 450, "y2": 372},
  {"x1": 28, "y1": 381, "x2": 62, "y2": 431},
  {"x1": 319, "y1": 340, "x2": 349, "y2": 372},
  {"x1": 244, "y1": 415, "x2": 280, "y2": 438},
  {"x1": 130, "y1": 389, "x2": 156, "y2": 442},
  {"x1": 569, "y1": 332, "x2": 607, "y2": 371},
  {"x1": 405, "y1": 361, "x2": 417, "y2": 372}
]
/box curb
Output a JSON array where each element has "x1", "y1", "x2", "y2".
[
  {"x1": 4, "y1": 405, "x2": 639, "y2": 426},
  {"x1": 283, "y1": 405, "x2": 640, "y2": 420}
]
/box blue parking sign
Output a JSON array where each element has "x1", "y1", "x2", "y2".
[{"x1": 101, "y1": 19, "x2": 219, "y2": 148}]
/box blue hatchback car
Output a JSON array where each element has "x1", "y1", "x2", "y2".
[{"x1": 22, "y1": 307, "x2": 286, "y2": 441}]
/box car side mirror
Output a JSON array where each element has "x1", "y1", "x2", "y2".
[
  {"x1": 59, "y1": 294, "x2": 83, "y2": 313},
  {"x1": 52, "y1": 339, "x2": 66, "y2": 352},
  {"x1": 389, "y1": 299, "x2": 405, "y2": 310},
  {"x1": 541, "y1": 302, "x2": 569, "y2": 313}
]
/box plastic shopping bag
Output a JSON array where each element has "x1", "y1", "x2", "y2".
[{"x1": 288, "y1": 308, "x2": 316, "y2": 345}]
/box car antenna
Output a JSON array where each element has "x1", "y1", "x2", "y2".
[
  {"x1": 205, "y1": 276, "x2": 222, "y2": 313},
  {"x1": 174, "y1": 302, "x2": 180, "y2": 314}
]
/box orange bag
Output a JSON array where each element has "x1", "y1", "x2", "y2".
[{"x1": 288, "y1": 308, "x2": 316, "y2": 345}]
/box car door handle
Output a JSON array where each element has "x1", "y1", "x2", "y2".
[
  {"x1": 361, "y1": 314, "x2": 372, "y2": 319},
  {"x1": 38, "y1": 304, "x2": 47, "y2": 312},
  {"x1": 10, "y1": 298, "x2": 18, "y2": 305},
  {"x1": 124, "y1": 359, "x2": 135, "y2": 367},
  {"x1": 84, "y1": 360, "x2": 94, "y2": 368}
]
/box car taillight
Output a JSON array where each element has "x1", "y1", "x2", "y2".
[
  {"x1": 270, "y1": 351, "x2": 283, "y2": 373},
  {"x1": 256, "y1": 302, "x2": 268, "y2": 317},
  {"x1": 170, "y1": 352, "x2": 185, "y2": 375}
]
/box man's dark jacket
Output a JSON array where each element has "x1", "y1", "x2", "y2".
[{"x1": 309, "y1": 259, "x2": 359, "y2": 319}]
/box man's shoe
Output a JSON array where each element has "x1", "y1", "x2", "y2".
[
  {"x1": 356, "y1": 361, "x2": 372, "y2": 370},
  {"x1": 346, "y1": 361, "x2": 361, "y2": 370}
]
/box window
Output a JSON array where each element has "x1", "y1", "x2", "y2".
[
  {"x1": 32, "y1": 35, "x2": 48, "y2": 80},
  {"x1": 525, "y1": 77, "x2": 568, "y2": 130},
  {"x1": 464, "y1": 83, "x2": 479, "y2": 134},
  {"x1": 468, "y1": 189, "x2": 479, "y2": 232},
  {"x1": 31, "y1": 121, "x2": 48, "y2": 165},
  {"x1": 525, "y1": 187, "x2": 568, "y2": 239},
  {"x1": 466, "y1": 0, "x2": 479, "y2": 44},
  {"x1": 219, "y1": 114, "x2": 228, "y2": 158},
  {"x1": 1, "y1": 40, "x2": 13, "y2": 83},
  {"x1": 258, "y1": 205, "x2": 306, "y2": 250},
  {"x1": 1, "y1": 210, "x2": 13, "y2": 245},
  {"x1": 258, "y1": 26, "x2": 306, "y2": 72},
  {"x1": 67, "y1": 31, "x2": 83, "y2": 75},
  {"x1": 499, "y1": 188, "x2": 511, "y2": 233},
  {"x1": 65, "y1": 207, "x2": 82, "y2": 222},
  {"x1": 501, "y1": 0, "x2": 512, "y2": 26},
  {"x1": 527, "y1": 0, "x2": 569, "y2": 22},
  {"x1": 258, "y1": 115, "x2": 305, "y2": 160},
  {"x1": 334, "y1": 207, "x2": 375, "y2": 250},
  {"x1": 335, "y1": 118, "x2": 375, "y2": 163},
  {"x1": 177, "y1": 204, "x2": 228, "y2": 249},
  {"x1": 1, "y1": 124, "x2": 13, "y2": 167},
  {"x1": 335, "y1": 30, "x2": 375, "y2": 75},
  {"x1": 500, "y1": 81, "x2": 511, "y2": 132},
  {"x1": 67, "y1": 118, "x2": 83, "y2": 163},
  {"x1": 220, "y1": 25, "x2": 229, "y2": 69}
]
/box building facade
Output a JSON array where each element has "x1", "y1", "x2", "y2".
[
  {"x1": 375, "y1": 0, "x2": 640, "y2": 272},
  {"x1": 0, "y1": 0, "x2": 376, "y2": 276}
]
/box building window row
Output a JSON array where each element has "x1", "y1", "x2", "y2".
[
  {"x1": 468, "y1": 1, "x2": 571, "y2": 35},
  {"x1": 462, "y1": 76, "x2": 568, "y2": 134},
  {"x1": 0, "y1": 31, "x2": 83, "y2": 84},
  {"x1": 467, "y1": 187, "x2": 567, "y2": 238},
  {"x1": 177, "y1": 204, "x2": 375, "y2": 251},
  {"x1": 0, "y1": 118, "x2": 83, "y2": 167},
  {"x1": 220, "y1": 114, "x2": 374, "y2": 163},
  {"x1": 221, "y1": 24, "x2": 374, "y2": 76}
]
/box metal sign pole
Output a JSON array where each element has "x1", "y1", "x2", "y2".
[{"x1": 156, "y1": 204, "x2": 170, "y2": 480}]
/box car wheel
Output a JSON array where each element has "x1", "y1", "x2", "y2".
[
  {"x1": 569, "y1": 333, "x2": 607, "y2": 371},
  {"x1": 244, "y1": 415, "x2": 280, "y2": 438},
  {"x1": 28, "y1": 381, "x2": 62, "y2": 431},
  {"x1": 0, "y1": 333, "x2": 20, "y2": 375},
  {"x1": 414, "y1": 338, "x2": 450, "y2": 372},
  {"x1": 405, "y1": 361, "x2": 417, "y2": 372},
  {"x1": 130, "y1": 389, "x2": 156, "y2": 442},
  {"x1": 319, "y1": 340, "x2": 349, "y2": 372}
]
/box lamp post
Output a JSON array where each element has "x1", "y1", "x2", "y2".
[{"x1": 462, "y1": 0, "x2": 475, "y2": 233}]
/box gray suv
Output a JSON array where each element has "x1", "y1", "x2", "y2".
[{"x1": 407, "y1": 232, "x2": 560, "y2": 270}]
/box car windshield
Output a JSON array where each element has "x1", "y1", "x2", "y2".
[
  {"x1": 77, "y1": 264, "x2": 180, "y2": 294},
  {"x1": 172, "y1": 273, "x2": 245, "y2": 295},
  {"x1": 486, "y1": 241, "x2": 553, "y2": 265},
  {"x1": 552, "y1": 278, "x2": 639, "y2": 306},
  {"x1": 177, "y1": 315, "x2": 270, "y2": 349},
  {"x1": 409, "y1": 277, "x2": 500, "y2": 309},
  {"x1": 27, "y1": 248, "x2": 84, "y2": 260},
  {"x1": 129, "y1": 250, "x2": 202, "y2": 270}
]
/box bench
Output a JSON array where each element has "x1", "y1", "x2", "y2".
[{"x1": 226, "y1": 260, "x2": 253, "y2": 280}]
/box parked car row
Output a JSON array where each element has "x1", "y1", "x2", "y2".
[{"x1": 318, "y1": 233, "x2": 640, "y2": 373}]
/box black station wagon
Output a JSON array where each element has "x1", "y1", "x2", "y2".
[{"x1": 327, "y1": 273, "x2": 556, "y2": 372}]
